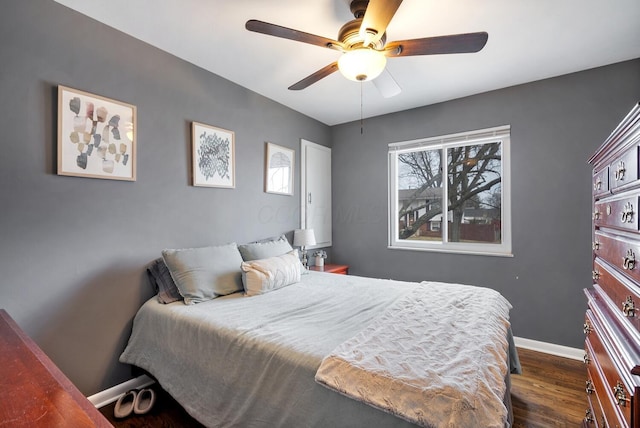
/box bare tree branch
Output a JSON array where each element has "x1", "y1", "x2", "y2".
[{"x1": 397, "y1": 142, "x2": 501, "y2": 240}]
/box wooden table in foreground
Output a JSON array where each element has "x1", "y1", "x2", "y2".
[
  {"x1": 308, "y1": 263, "x2": 349, "y2": 275},
  {"x1": 0, "y1": 309, "x2": 113, "y2": 427}
]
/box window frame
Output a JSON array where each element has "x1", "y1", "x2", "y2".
[{"x1": 388, "y1": 125, "x2": 512, "y2": 257}]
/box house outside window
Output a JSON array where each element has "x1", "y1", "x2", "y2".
[{"x1": 388, "y1": 125, "x2": 512, "y2": 256}]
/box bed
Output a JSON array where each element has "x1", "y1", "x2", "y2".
[{"x1": 120, "y1": 266, "x2": 520, "y2": 428}]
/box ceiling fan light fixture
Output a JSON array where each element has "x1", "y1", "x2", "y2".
[{"x1": 337, "y1": 48, "x2": 387, "y2": 82}]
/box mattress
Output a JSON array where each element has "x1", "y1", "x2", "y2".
[{"x1": 120, "y1": 271, "x2": 518, "y2": 427}]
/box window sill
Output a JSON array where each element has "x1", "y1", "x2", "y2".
[{"x1": 387, "y1": 244, "x2": 513, "y2": 258}]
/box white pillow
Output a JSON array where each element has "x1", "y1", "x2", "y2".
[{"x1": 241, "y1": 250, "x2": 301, "y2": 296}]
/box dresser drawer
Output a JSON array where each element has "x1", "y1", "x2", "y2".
[
  {"x1": 594, "y1": 231, "x2": 640, "y2": 284},
  {"x1": 593, "y1": 258, "x2": 640, "y2": 334},
  {"x1": 594, "y1": 166, "x2": 610, "y2": 199},
  {"x1": 585, "y1": 309, "x2": 632, "y2": 426},
  {"x1": 585, "y1": 352, "x2": 624, "y2": 428},
  {"x1": 594, "y1": 195, "x2": 639, "y2": 232},
  {"x1": 610, "y1": 145, "x2": 640, "y2": 192},
  {"x1": 584, "y1": 392, "x2": 604, "y2": 427}
]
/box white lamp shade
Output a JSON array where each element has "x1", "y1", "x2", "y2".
[
  {"x1": 293, "y1": 229, "x2": 316, "y2": 247},
  {"x1": 338, "y1": 48, "x2": 387, "y2": 82}
]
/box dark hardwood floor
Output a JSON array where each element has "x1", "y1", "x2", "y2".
[
  {"x1": 510, "y1": 348, "x2": 587, "y2": 427},
  {"x1": 100, "y1": 347, "x2": 587, "y2": 427}
]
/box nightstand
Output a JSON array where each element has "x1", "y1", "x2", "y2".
[{"x1": 309, "y1": 263, "x2": 349, "y2": 275}]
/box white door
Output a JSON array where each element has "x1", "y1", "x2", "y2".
[{"x1": 301, "y1": 139, "x2": 331, "y2": 248}]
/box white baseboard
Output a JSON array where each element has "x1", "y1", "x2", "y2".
[
  {"x1": 87, "y1": 338, "x2": 583, "y2": 408},
  {"x1": 514, "y1": 336, "x2": 584, "y2": 361},
  {"x1": 87, "y1": 374, "x2": 155, "y2": 408}
]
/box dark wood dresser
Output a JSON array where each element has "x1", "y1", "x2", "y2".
[
  {"x1": 585, "y1": 102, "x2": 640, "y2": 427},
  {"x1": 0, "y1": 309, "x2": 113, "y2": 427}
]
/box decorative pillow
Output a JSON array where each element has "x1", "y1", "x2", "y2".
[
  {"x1": 238, "y1": 234, "x2": 293, "y2": 261},
  {"x1": 147, "y1": 258, "x2": 182, "y2": 304},
  {"x1": 241, "y1": 250, "x2": 301, "y2": 296},
  {"x1": 162, "y1": 243, "x2": 244, "y2": 305}
]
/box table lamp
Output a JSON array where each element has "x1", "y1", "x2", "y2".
[{"x1": 293, "y1": 229, "x2": 316, "y2": 269}]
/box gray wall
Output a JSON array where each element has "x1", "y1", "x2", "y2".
[
  {"x1": 331, "y1": 58, "x2": 640, "y2": 349},
  {"x1": 0, "y1": 0, "x2": 330, "y2": 395}
]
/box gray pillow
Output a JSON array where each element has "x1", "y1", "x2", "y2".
[
  {"x1": 162, "y1": 243, "x2": 244, "y2": 305},
  {"x1": 238, "y1": 235, "x2": 293, "y2": 261},
  {"x1": 147, "y1": 258, "x2": 182, "y2": 304}
]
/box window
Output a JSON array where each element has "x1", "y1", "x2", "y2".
[{"x1": 388, "y1": 125, "x2": 511, "y2": 256}]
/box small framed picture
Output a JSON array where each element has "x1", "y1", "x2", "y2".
[
  {"x1": 265, "y1": 142, "x2": 294, "y2": 196},
  {"x1": 192, "y1": 122, "x2": 235, "y2": 188},
  {"x1": 57, "y1": 85, "x2": 136, "y2": 181}
]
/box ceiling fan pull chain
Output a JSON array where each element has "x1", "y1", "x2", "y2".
[{"x1": 360, "y1": 81, "x2": 364, "y2": 134}]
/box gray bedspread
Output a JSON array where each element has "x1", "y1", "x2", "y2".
[{"x1": 120, "y1": 272, "x2": 518, "y2": 427}]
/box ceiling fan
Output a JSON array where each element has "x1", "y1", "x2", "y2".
[{"x1": 245, "y1": 0, "x2": 488, "y2": 98}]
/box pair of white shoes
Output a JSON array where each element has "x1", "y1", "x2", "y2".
[{"x1": 113, "y1": 387, "x2": 156, "y2": 418}]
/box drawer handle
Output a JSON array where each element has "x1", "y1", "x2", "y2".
[
  {"x1": 583, "y1": 353, "x2": 590, "y2": 365},
  {"x1": 584, "y1": 408, "x2": 594, "y2": 423},
  {"x1": 621, "y1": 201, "x2": 635, "y2": 223},
  {"x1": 613, "y1": 381, "x2": 628, "y2": 406},
  {"x1": 623, "y1": 249, "x2": 636, "y2": 270},
  {"x1": 592, "y1": 241, "x2": 600, "y2": 251},
  {"x1": 622, "y1": 296, "x2": 635, "y2": 317},
  {"x1": 583, "y1": 322, "x2": 592, "y2": 335},
  {"x1": 585, "y1": 379, "x2": 595, "y2": 394},
  {"x1": 594, "y1": 177, "x2": 602, "y2": 191},
  {"x1": 592, "y1": 270, "x2": 600, "y2": 280},
  {"x1": 615, "y1": 160, "x2": 626, "y2": 181},
  {"x1": 593, "y1": 210, "x2": 601, "y2": 220}
]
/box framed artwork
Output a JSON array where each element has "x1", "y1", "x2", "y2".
[
  {"x1": 57, "y1": 85, "x2": 136, "y2": 181},
  {"x1": 192, "y1": 122, "x2": 235, "y2": 188},
  {"x1": 265, "y1": 142, "x2": 294, "y2": 196}
]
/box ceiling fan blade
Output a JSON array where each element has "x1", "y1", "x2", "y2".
[
  {"x1": 385, "y1": 32, "x2": 488, "y2": 57},
  {"x1": 360, "y1": 0, "x2": 403, "y2": 47},
  {"x1": 246, "y1": 20, "x2": 344, "y2": 51},
  {"x1": 288, "y1": 62, "x2": 339, "y2": 91},
  {"x1": 373, "y1": 68, "x2": 401, "y2": 98}
]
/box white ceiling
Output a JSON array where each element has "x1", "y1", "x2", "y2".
[{"x1": 54, "y1": 0, "x2": 640, "y2": 126}]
